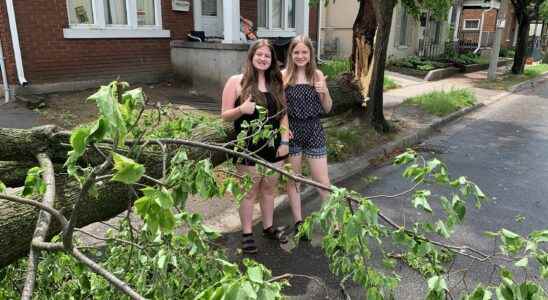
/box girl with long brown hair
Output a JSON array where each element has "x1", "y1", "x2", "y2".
[
  {"x1": 221, "y1": 39, "x2": 290, "y2": 254},
  {"x1": 283, "y1": 35, "x2": 333, "y2": 235}
]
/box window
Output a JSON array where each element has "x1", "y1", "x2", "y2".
[
  {"x1": 463, "y1": 19, "x2": 480, "y2": 30},
  {"x1": 399, "y1": 6, "x2": 408, "y2": 46},
  {"x1": 257, "y1": 0, "x2": 296, "y2": 37},
  {"x1": 64, "y1": 0, "x2": 170, "y2": 38}
]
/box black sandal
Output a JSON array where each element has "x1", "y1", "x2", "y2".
[
  {"x1": 241, "y1": 233, "x2": 258, "y2": 254},
  {"x1": 263, "y1": 226, "x2": 288, "y2": 244}
]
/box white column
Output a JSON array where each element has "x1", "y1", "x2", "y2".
[
  {"x1": 222, "y1": 0, "x2": 240, "y2": 43},
  {"x1": 193, "y1": 0, "x2": 202, "y2": 31},
  {"x1": 295, "y1": 0, "x2": 309, "y2": 36},
  {"x1": 453, "y1": 6, "x2": 462, "y2": 42}
]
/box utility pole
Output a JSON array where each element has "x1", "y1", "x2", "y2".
[{"x1": 488, "y1": 0, "x2": 508, "y2": 80}]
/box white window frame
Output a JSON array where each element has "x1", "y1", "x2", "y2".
[
  {"x1": 63, "y1": 0, "x2": 170, "y2": 38},
  {"x1": 256, "y1": 0, "x2": 296, "y2": 38},
  {"x1": 463, "y1": 19, "x2": 480, "y2": 31}
]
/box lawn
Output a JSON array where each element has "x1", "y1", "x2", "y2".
[
  {"x1": 475, "y1": 64, "x2": 548, "y2": 91},
  {"x1": 404, "y1": 89, "x2": 476, "y2": 117},
  {"x1": 318, "y1": 59, "x2": 400, "y2": 91}
]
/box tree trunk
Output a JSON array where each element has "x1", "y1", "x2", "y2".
[
  {"x1": 351, "y1": 0, "x2": 395, "y2": 132},
  {"x1": 512, "y1": 11, "x2": 530, "y2": 74}
]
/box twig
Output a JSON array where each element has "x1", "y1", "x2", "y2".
[
  {"x1": 340, "y1": 273, "x2": 352, "y2": 300},
  {"x1": 71, "y1": 248, "x2": 144, "y2": 300},
  {"x1": 0, "y1": 194, "x2": 67, "y2": 227},
  {"x1": 75, "y1": 228, "x2": 144, "y2": 250},
  {"x1": 22, "y1": 153, "x2": 57, "y2": 300}
]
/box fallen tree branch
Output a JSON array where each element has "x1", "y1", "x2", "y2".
[{"x1": 22, "y1": 153, "x2": 56, "y2": 300}]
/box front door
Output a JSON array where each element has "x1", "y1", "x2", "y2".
[{"x1": 201, "y1": 0, "x2": 223, "y2": 37}]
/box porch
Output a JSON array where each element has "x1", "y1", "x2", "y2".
[{"x1": 172, "y1": 0, "x2": 313, "y2": 98}]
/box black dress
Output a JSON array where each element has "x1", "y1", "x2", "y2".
[{"x1": 233, "y1": 92, "x2": 287, "y2": 166}]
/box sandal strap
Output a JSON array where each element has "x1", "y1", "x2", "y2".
[
  {"x1": 263, "y1": 226, "x2": 289, "y2": 244},
  {"x1": 242, "y1": 235, "x2": 258, "y2": 254}
]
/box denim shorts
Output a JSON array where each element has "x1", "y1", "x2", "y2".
[{"x1": 289, "y1": 144, "x2": 327, "y2": 158}]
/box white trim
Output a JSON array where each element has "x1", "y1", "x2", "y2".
[
  {"x1": 63, "y1": 28, "x2": 171, "y2": 38},
  {"x1": 0, "y1": 37, "x2": 10, "y2": 103},
  {"x1": 222, "y1": 0, "x2": 240, "y2": 43},
  {"x1": 5, "y1": 0, "x2": 27, "y2": 85},
  {"x1": 463, "y1": 19, "x2": 481, "y2": 30},
  {"x1": 257, "y1": 29, "x2": 296, "y2": 37},
  {"x1": 192, "y1": 0, "x2": 203, "y2": 31},
  {"x1": 65, "y1": 0, "x2": 166, "y2": 39}
]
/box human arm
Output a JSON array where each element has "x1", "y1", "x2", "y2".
[
  {"x1": 314, "y1": 70, "x2": 333, "y2": 113},
  {"x1": 220, "y1": 75, "x2": 255, "y2": 121},
  {"x1": 277, "y1": 113, "x2": 290, "y2": 157}
]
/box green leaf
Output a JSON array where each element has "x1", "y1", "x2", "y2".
[
  {"x1": 463, "y1": 286, "x2": 493, "y2": 300},
  {"x1": 435, "y1": 220, "x2": 450, "y2": 238},
  {"x1": 0, "y1": 181, "x2": 5, "y2": 193},
  {"x1": 111, "y1": 152, "x2": 145, "y2": 184},
  {"x1": 246, "y1": 266, "x2": 263, "y2": 284},
  {"x1": 412, "y1": 190, "x2": 432, "y2": 213},
  {"x1": 87, "y1": 83, "x2": 127, "y2": 145},
  {"x1": 69, "y1": 127, "x2": 91, "y2": 157},
  {"x1": 427, "y1": 275, "x2": 447, "y2": 292},
  {"x1": 514, "y1": 257, "x2": 528, "y2": 268},
  {"x1": 22, "y1": 167, "x2": 46, "y2": 196}
]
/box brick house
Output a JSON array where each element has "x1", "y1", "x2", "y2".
[
  {"x1": 455, "y1": 0, "x2": 517, "y2": 51},
  {"x1": 0, "y1": 0, "x2": 318, "y2": 101}
]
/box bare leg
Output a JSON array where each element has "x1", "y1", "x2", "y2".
[
  {"x1": 307, "y1": 155, "x2": 330, "y2": 201},
  {"x1": 286, "y1": 154, "x2": 303, "y2": 223},
  {"x1": 237, "y1": 165, "x2": 261, "y2": 234},
  {"x1": 258, "y1": 161, "x2": 282, "y2": 229}
]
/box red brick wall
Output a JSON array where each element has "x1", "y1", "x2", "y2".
[
  {"x1": 10, "y1": 0, "x2": 193, "y2": 84},
  {"x1": 0, "y1": 1, "x2": 17, "y2": 84},
  {"x1": 462, "y1": 9, "x2": 497, "y2": 32}
]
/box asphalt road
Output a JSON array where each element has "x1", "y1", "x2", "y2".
[{"x1": 221, "y1": 82, "x2": 548, "y2": 299}]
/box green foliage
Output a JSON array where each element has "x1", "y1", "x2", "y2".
[
  {"x1": 523, "y1": 64, "x2": 548, "y2": 77},
  {"x1": 318, "y1": 59, "x2": 351, "y2": 78},
  {"x1": 404, "y1": 89, "x2": 476, "y2": 117},
  {"x1": 22, "y1": 167, "x2": 46, "y2": 197},
  {"x1": 0, "y1": 180, "x2": 5, "y2": 193},
  {"x1": 389, "y1": 56, "x2": 449, "y2": 72}
]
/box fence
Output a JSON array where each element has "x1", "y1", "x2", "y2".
[{"x1": 457, "y1": 31, "x2": 495, "y2": 51}]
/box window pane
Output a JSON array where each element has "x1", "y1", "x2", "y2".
[
  {"x1": 68, "y1": 0, "x2": 94, "y2": 24},
  {"x1": 288, "y1": 0, "x2": 295, "y2": 28},
  {"x1": 104, "y1": 0, "x2": 127, "y2": 25},
  {"x1": 257, "y1": 0, "x2": 267, "y2": 28},
  {"x1": 137, "y1": 0, "x2": 156, "y2": 25},
  {"x1": 272, "y1": 0, "x2": 282, "y2": 29},
  {"x1": 202, "y1": 0, "x2": 217, "y2": 16}
]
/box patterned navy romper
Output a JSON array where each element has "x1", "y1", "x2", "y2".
[{"x1": 285, "y1": 84, "x2": 327, "y2": 158}]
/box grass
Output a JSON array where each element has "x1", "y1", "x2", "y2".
[
  {"x1": 475, "y1": 63, "x2": 548, "y2": 91},
  {"x1": 404, "y1": 89, "x2": 476, "y2": 117},
  {"x1": 318, "y1": 59, "x2": 399, "y2": 91},
  {"x1": 323, "y1": 112, "x2": 397, "y2": 162}
]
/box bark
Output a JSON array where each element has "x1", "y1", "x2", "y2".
[
  {"x1": 351, "y1": 0, "x2": 396, "y2": 132},
  {"x1": 512, "y1": 14, "x2": 531, "y2": 74}
]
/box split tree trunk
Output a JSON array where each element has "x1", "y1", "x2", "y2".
[{"x1": 351, "y1": 0, "x2": 396, "y2": 132}]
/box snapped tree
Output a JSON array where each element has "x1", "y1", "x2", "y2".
[{"x1": 347, "y1": 0, "x2": 451, "y2": 131}]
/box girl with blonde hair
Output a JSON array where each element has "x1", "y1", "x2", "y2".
[{"x1": 283, "y1": 35, "x2": 333, "y2": 234}]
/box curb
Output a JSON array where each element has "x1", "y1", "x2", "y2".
[{"x1": 203, "y1": 74, "x2": 540, "y2": 234}]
